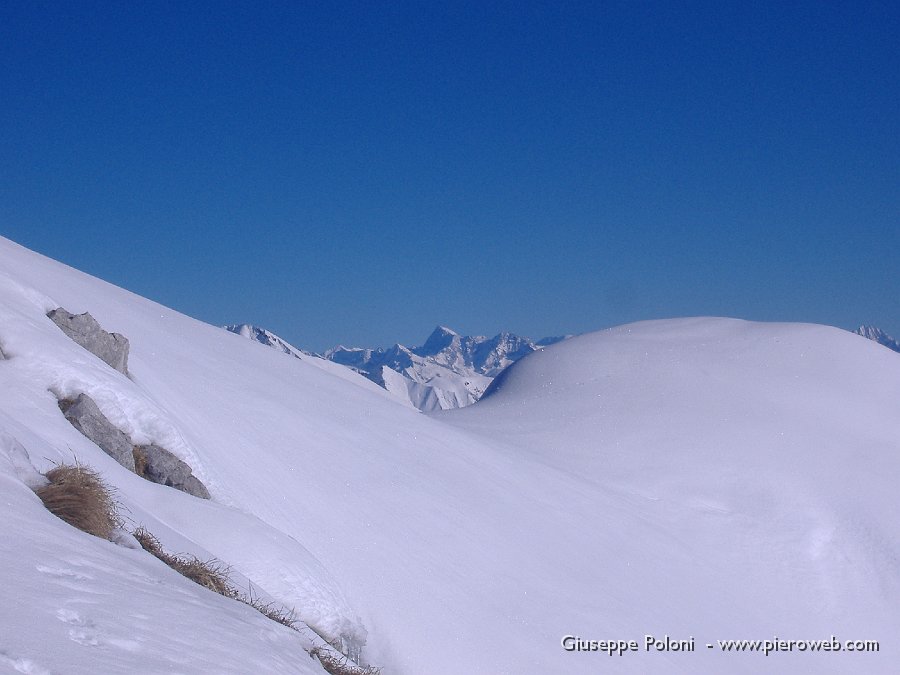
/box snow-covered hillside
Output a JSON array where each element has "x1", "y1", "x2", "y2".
[
  {"x1": 223, "y1": 322, "x2": 405, "y2": 404},
  {"x1": 2, "y1": 235, "x2": 899, "y2": 674},
  {"x1": 325, "y1": 326, "x2": 565, "y2": 411}
]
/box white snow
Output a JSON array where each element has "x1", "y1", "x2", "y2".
[{"x1": 1, "y1": 235, "x2": 899, "y2": 673}]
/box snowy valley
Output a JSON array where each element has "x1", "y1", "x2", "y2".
[{"x1": 2, "y1": 235, "x2": 899, "y2": 674}]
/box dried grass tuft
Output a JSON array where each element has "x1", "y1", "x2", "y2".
[
  {"x1": 35, "y1": 462, "x2": 120, "y2": 539},
  {"x1": 245, "y1": 587, "x2": 299, "y2": 629},
  {"x1": 133, "y1": 527, "x2": 235, "y2": 597},
  {"x1": 132, "y1": 445, "x2": 149, "y2": 478},
  {"x1": 133, "y1": 526, "x2": 165, "y2": 557},
  {"x1": 310, "y1": 647, "x2": 382, "y2": 675},
  {"x1": 133, "y1": 526, "x2": 381, "y2": 672}
]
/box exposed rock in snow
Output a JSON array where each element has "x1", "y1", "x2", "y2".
[
  {"x1": 58, "y1": 393, "x2": 209, "y2": 498},
  {"x1": 59, "y1": 394, "x2": 136, "y2": 472},
  {"x1": 133, "y1": 444, "x2": 210, "y2": 499},
  {"x1": 854, "y1": 325, "x2": 900, "y2": 353},
  {"x1": 0, "y1": 237, "x2": 370, "y2": 669},
  {"x1": 47, "y1": 308, "x2": 130, "y2": 374}
]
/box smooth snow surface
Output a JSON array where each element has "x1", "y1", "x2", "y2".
[{"x1": 1, "y1": 235, "x2": 899, "y2": 674}]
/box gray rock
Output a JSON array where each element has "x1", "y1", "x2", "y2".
[
  {"x1": 59, "y1": 394, "x2": 136, "y2": 472},
  {"x1": 181, "y1": 474, "x2": 212, "y2": 500},
  {"x1": 47, "y1": 308, "x2": 130, "y2": 375},
  {"x1": 133, "y1": 444, "x2": 211, "y2": 499}
]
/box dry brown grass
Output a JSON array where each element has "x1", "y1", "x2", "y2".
[
  {"x1": 32, "y1": 459, "x2": 381, "y2": 670},
  {"x1": 132, "y1": 445, "x2": 149, "y2": 477},
  {"x1": 244, "y1": 586, "x2": 299, "y2": 629},
  {"x1": 133, "y1": 528, "x2": 380, "y2": 672},
  {"x1": 35, "y1": 463, "x2": 120, "y2": 539},
  {"x1": 133, "y1": 525, "x2": 166, "y2": 557},
  {"x1": 133, "y1": 527, "x2": 236, "y2": 597},
  {"x1": 310, "y1": 647, "x2": 382, "y2": 675}
]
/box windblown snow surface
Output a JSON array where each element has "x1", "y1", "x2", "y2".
[{"x1": 1, "y1": 235, "x2": 898, "y2": 674}]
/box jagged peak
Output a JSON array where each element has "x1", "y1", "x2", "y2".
[
  {"x1": 429, "y1": 325, "x2": 459, "y2": 341},
  {"x1": 417, "y1": 325, "x2": 461, "y2": 356},
  {"x1": 855, "y1": 324, "x2": 887, "y2": 337},
  {"x1": 385, "y1": 342, "x2": 415, "y2": 357}
]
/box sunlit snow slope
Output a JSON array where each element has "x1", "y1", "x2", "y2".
[
  {"x1": 2, "y1": 235, "x2": 899, "y2": 674},
  {"x1": 444, "y1": 318, "x2": 900, "y2": 672}
]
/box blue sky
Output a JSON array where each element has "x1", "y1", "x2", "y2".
[{"x1": 1, "y1": 1, "x2": 897, "y2": 351}]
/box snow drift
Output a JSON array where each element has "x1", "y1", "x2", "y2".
[{"x1": 1, "y1": 235, "x2": 898, "y2": 674}]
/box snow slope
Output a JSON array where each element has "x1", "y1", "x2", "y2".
[
  {"x1": 224, "y1": 322, "x2": 407, "y2": 403},
  {"x1": 0, "y1": 446, "x2": 326, "y2": 675},
  {"x1": 2, "y1": 235, "x2": 899, "y2": 674},
  {"x1": 445, "y1": 319, "x2": 900, "y2": 672}
]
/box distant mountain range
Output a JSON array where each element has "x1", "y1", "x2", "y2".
[{"x1": 225, "y1": 324, "x2": 566, "y2": 412}]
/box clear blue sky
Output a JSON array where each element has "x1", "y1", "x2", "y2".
[{"x1": 1, "y1": 1, "x2": 897, "y2": 352}]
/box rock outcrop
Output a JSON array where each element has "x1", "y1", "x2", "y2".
[
  {"x1": 59, "y1": 393, "x2": 210, "y2": 499},
  {"x1": 59, "y1": 394, "x2": 136, "y2": 472},
  {"x1": 48, "y1": 308, "x2": 130, "y2": 375},
  {"x1": 133, "y1": 444, "x2": 211, "y2": 499}
]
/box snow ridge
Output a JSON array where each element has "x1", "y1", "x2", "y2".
[{"x1": 224, "y1": 323, "x2": 312, "y2": 360}]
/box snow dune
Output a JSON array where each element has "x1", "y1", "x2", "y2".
[{"x1": 1, "y1": 235, "x2": 898, "y2": 673}]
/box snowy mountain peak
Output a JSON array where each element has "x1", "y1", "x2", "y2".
[
  {"x1": 853, "y1": 325, "x2": 900, "y2": 353},
  {"x1": 433, "y1": 324, "x2": 459, "y2": 337},
  {"x1": 417, "y1": 325, "x2": 461, "y2": 356}
]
